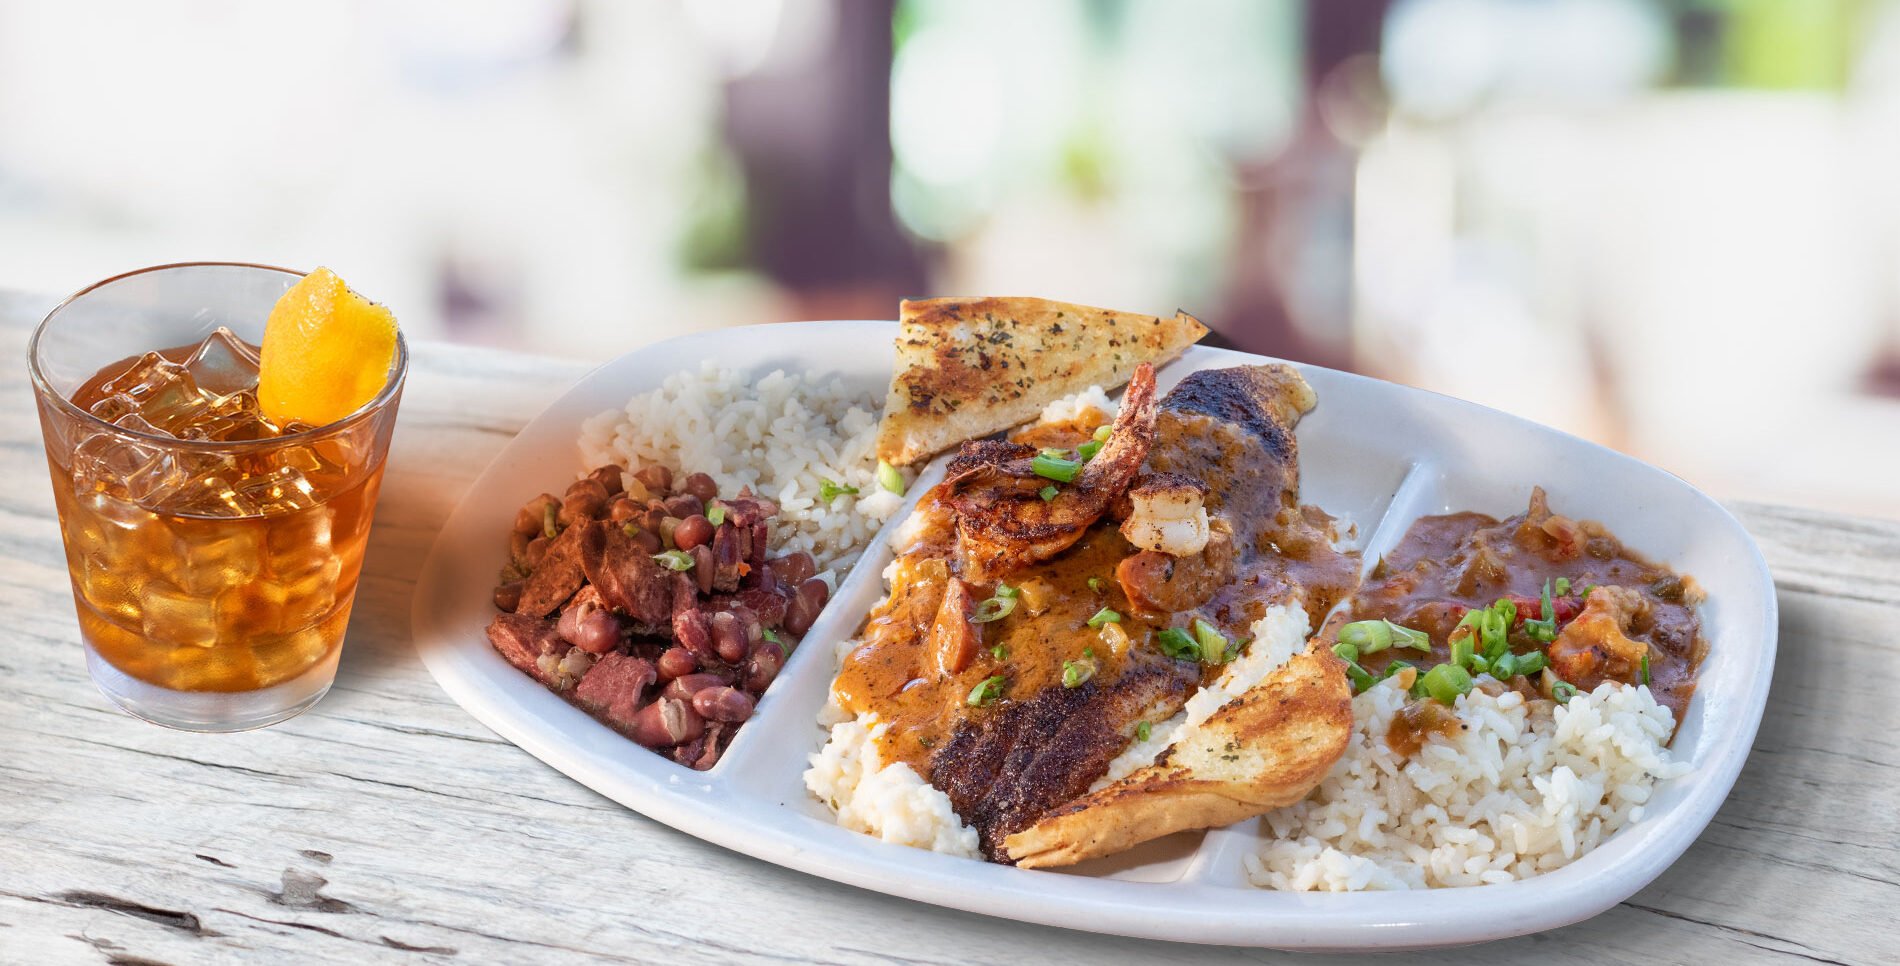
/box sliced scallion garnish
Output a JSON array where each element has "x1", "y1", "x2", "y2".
[
  {"x1": 876, "y1": 459, "x2": 905, "y2": 495},
  {"x1": 705, "y1": 505, "x2": 726, "y2": 527},
  {"x1": 652, "y1": 549, "x2": 694, "y2": 572},
  {"x1": 994, "y1": 583, "x2": 1019, "y2": 599},
  {"x1": 1039, "y1": 484, "x2": 1058, "y2": 502},
  {"x1": 970, "y1": 595, "x2": 1017, "y2": 623},
  {"x1": 1332, "y1": 641, "x2": 1359, "y2": 663},
  {"x1": 1421, "y1": 663, "x2": 1473, "y2": 705},
  {"x1": 967, "y1": 675, "x2": 1006, "y2": 706},
  {"x1": 817, "y1": 479, "x2": 859, "y2": 503},
  {"x1": 1515, "y1": 651, "x2": 1546, "y2": 676},
  {"x1": 1076, "y1": 439, "x2": 1103, "y2": 461},
  {"x1": 1551, "y1": 680, "x2": 1579, "y2": 704},
  {"x1": 990, "y1": 643, "x2": 1008, "y2": 660},
  {"x1": 1030, "y1": 453, "x2": 1083, "y2": 483},
  {"x1": 1092, "y1": 424, "x2": 1112, "y2": 442},
  {"x1": 1062, "y1": 654, "x2": 1097, "y2": 688},
  {"x1": 1555, "y1": 577, "x2": 1571, "y2": 596},
  {"x1": 1087, "y1": 576, "x2": 1106, "y2": 594},
  {"x1": 1086, "y1": 607, "x2": 1121, "y2": 629},
  {"x1": 1640, "y1": 653, "x2": 1650, "y2": 685},
  {"x1": 1156, "y1": 627, "x2": 1198, "y2": 661},
  {"x1": 1192, "y1": 618, "x2": 1231, "y2": 665},
  {"x1": 1135, "y1": 720, "x2": 1151, "y2": 742}
]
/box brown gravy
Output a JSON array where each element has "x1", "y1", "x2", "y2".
[{"x1": 1324, "y1": 489, "x2": 1705, "y2": 729}]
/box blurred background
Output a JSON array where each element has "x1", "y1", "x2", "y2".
[{"x1": 3, "y1": 0, "x2": 1896, "y2": 518}]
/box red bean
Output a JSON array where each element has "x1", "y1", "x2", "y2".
[
  {"x1": 692, "y1": 544, "x2": 716, "y2": 594},
  {"x1": 656, "y1": 646, "x2": 697, "y2": 680},
  {"x1": 745, "y1": 643, "x2": 784, "y2": 693},
  {"x1": 674, "y1": 514, "x2": 714, "y2": 551},
  {"x1": 711, "y1": 611, "x2": 748, "y2": 664},
  {"x1": 692, "y1": 686, "x2": 754, "y2": 723},
  {"x1": 629, "y1": 698, "x2": 704, "y2": 748},
  {"x1": 588, "y1": 465, "x2": 625, "y2": 496},
  {"x1": 777, "y1": 551, "x2": 816, "y2": 588},
  {"x1": 560, "y1": 478, "x2": 610, "y2": 526},
  {"x1": 640, "y1": 506, "x2": 668, "y2": 532},
  {"x1": 633, "y1": 464, "x2": 672, "y2": 496},
  {"x1": 783, "y1": 576, "x2": 830, "y2": 636},
  {"x1": 663, "y1": 672, "x2": 727, "y2": 703},
  {"x1": 682, "y1": 472, "x2": 717, "y2": 503},
  {"x1": 608, "y1": 497, "x2": 641, "y2": 525},
  {"x1": 664, "y1": 493, "x2": 704, "y2": 519},
  {"x1": 572, "y1": 610, "x2": 620, "y2": 654},
  {"x1": 514, "y1": 493, "x2": 559, "y2": 536},
  {"x1": 493, "y1": 581, "x2": 523, "y2": 611}
]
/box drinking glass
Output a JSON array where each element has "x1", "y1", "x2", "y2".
[{"x1": 28, "y1": 263, "x2": 406, "y2": 731}]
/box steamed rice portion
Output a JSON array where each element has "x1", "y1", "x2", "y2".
[
  {"x1": 578, "y1": 362, "x2": 905, "y2": 579},
  {"x1": 1245, "y1": 679, "x2": 1691, "y2": 891}
]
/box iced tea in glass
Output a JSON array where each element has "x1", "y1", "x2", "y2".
[{"x1": 29, "y1": 263, "x2": 406, "y2": 731}]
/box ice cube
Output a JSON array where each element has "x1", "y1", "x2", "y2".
[
  {"x1": 70, "y1": 429, "x2": 165, "y2": 498},
  {"x1": 180, "y1": 390, "x2": 268, "y2": 441},
  {"x1": 277, "y1": 557, "x2": 341, "y2": 632},
  {"x1": 182, "y1": 326, "x2": 261, "y2": 396},
  {"x1": 266, "y1": 506, "x2": 335, "y2": 578},
  {"x1": 229, "y1": 464, "x2": 320, "y2": 514},
  {"x1": 88, "y1": 393, "x2": 140, "y2": 423},
  {"x1": 140, "y1": 582, "x2": 222, "y2": 648},
  {"x1": 174, "y1": 524, "x2": 264, "y2": 596}
]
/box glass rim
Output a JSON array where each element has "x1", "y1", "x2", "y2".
[{"x1": 27, "y1": 260, "x2": 409, "y2": 453}]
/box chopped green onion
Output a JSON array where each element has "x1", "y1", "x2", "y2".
[
  {"x1": 1551, "y1": 680, "x2": 1579, "y2": 704},
  {"x1": 817, "y1": 479, "x2": 859, "y2": 503},
  {"x1": 1580, "y1": 583, "x2": 1595, "y2": 599},
  {"x1": 1492, "y1": 597, "x2": 1518, "y2": 627},
  {"x1": 1039, "y1": 485, "x2": 1059, "y2": 502},
  {"x1": 705, "y1": 506, "x2": 726, "y2": 527},
  {"x1": 1062, "y1": 655, "x2": 1097, "y2": 688},
  {"x1": 1492, "y1": 653, "x2": 1518, "y2": 678},
  {"x1": 1382, "y1": 659, "x2": 1416, "y2": 681},
  {"x1": 1409, "y1": 675, "x2": 1431, "y2": 700},
  {"x1": 652, "y1": 550, "x2": 694, "y2": 572},
  {"x1": 761, "y1": 628, "x2": 780, "y2": 644},
  {"x1": 994, "y1": 583, "x2": 1019, "y2": 599},
  {"x1": 1421, "y1": 663, "x2": 1473, "y2": 706},
  {"x1": 1480, "y1": 609, "x2": 1509, "y2": 661},
  {"x1": 1449, "y1": 636, "x2": 1473, "y2": 670},
  {"x1": 1093, "y1": 425, "x2": 1112, "y2": 442},
  {"x1": 1514, "y1": 651, "x2": 1547, "y2": 676},
  {"x1": 1337, "y1": 620, "x2": 1391, "y2": 653},
  {"x1": 1555, "y1": 577, "x2": 1571, "y2": 596},
  {"x1": 1156, "y1": 627, "x2": 1198, "y2": 661},
  {"x1": 990, "y1": 643, "x2": 1008, "y2": 660},
  {"x1": 967, "y1": 675, "x2": 1006, "y2": 706},
  {"x1": 876, "y1": 459, "x2": 905, "y2": 495},
  {"x1": 1470, "y1": 654, "x2": 1489, "y2": 674},
  {"x1": 971, "y1": 595, "x2": 1017, "y2": 623},
  {"x1": 543, "y1": 502, "x2": 560, "y2": 540},
  {"x1": 1640, "y1": 653, "x2": 1651, "y2": 685},
  {"x1": 622, "y1": 522, "x2": 642, "y2": 537},
  {"x1": 1087, "y1": 607, "x2": 1121, "y2": 629},
  {"x1": 1332, "y1": 642, "x2": 1359, "y2": 663},
  {"x1": 1135, "y1": 720, "x2": 1151, "y2": 742},
  {"x1": 1192, "y1": 619, "x2": 1231, "y2": 665},
  {"x1": 1540, "y1": 579, "x2": 1556, "y2": 623},
  {"x1": 1343, "y1": 660, "x2": 1376, "y2": 694},
  {"x1": 1030, "y1": 454, "x2": 1083, "y2": 483},
  {"x1": 1087, "y1": 576, "x2": 1106, "y2": 594},
  {"x1": 1076, "y1": 439, "x2": 1103, "y2": 461}
]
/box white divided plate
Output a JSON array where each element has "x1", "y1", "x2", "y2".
[{"x1": 411, "y1": 321, "x2": 1776, "y2": 950}]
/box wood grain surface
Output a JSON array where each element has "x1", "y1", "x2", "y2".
[{"x1": 2, "y1": 291, "x2": 1893, "y2": 965}]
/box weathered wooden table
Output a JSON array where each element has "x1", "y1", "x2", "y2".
[{"x1": 2, "y1": 291, "x2": 1894, "y2": 965}]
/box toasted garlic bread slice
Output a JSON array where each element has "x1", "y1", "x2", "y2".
[
  {"x1": 875, "y1": 297, "x2": 1208, "y2": 466},
  {"x1": 1003, "y1": 649, "x2": 1350, "y2": 868}
]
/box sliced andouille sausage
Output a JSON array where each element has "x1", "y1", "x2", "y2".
[
  {"x1": 574, "y1": 651, "x2": 658, "y2": 732},
  {"x1": 513, "y1": 519, "x2": 593, "y2": 618},
  {"x1": 583, "y1": 522, "x2": 674, "y2": 628},
  {"x1": 486, "y1": 613, "x2": 569, "y2": 685}
]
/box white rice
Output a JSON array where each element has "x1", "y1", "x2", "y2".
[
  {"x1": 1244, "y1": 678, "x2": 1691, "y2": 890},
  {"x1": 578, "y1": 362, "x2": 906, "y2": 579}
]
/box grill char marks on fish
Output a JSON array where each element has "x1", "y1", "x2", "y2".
[{"x1": 931, "y1": 660, "x2": 1200, "y2": 860}]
